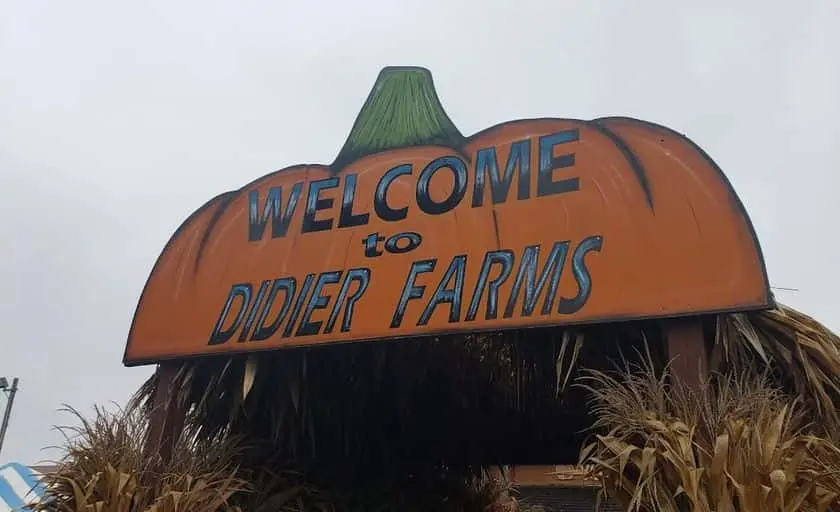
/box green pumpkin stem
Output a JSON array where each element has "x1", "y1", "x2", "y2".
[{"x1": 331, "y1": 66, "x2": 465, "y2": 171}]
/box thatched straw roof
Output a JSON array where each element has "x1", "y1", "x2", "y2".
[{"x1": 128, "y1": 303, "x2": 840, "y2": 470}]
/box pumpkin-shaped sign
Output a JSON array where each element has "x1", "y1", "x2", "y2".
[{"x1": 124, "y1": 66, "x2": 771, "y2": 365}]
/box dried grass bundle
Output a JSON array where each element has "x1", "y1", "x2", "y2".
[
  {"x1": 579, "y1": 357, "x2": 840, "y2": 511},
  {"x1": 717, "y1": 305, "x2": 840, "y2": 432},
  {"x1": 30, "y1": 405, "x2": 249, "y2": 512}
]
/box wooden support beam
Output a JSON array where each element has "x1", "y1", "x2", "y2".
[
  {"x1": 661, "y1": 318, "x2": 708, "y2": 390},
  {"x1": 143, "y1": 361, "x2": 184, "y2": 466}
]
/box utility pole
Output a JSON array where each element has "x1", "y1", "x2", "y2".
[{"x1": 0, "y1": 377, "x2": 19, "y2": 459}]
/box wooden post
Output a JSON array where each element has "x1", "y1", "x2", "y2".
[
  {"x1": 143, "y1": 361, "x2": 185, "y2": 466},
  {"x1": 661, "y1": 318, "x2": 708, "y2": 390}
]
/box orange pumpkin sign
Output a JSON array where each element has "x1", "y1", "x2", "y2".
[{"x1": 124, "y1": 66, "x2": 772, "y2": 365}]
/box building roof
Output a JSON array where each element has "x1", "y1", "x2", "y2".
[{"x1": 0, "y1": 462, "x2": 46, "y2": 511}]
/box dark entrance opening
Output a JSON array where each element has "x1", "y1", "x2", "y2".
[{"x1": 167, "y1": 319, "x2": 668, "y2": 479}]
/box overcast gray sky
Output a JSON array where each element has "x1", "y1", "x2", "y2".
[{"x1": 1, "y1": 0, "x2": 838, "y2": 465}]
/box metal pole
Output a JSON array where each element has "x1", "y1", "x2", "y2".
[{"x1": 0, "y1": 377, "x2": 19, "y2": 459}]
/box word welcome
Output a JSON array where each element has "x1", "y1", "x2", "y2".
[
  {"x1": 248, "y1": 129, "x2": 580, "y2": 241},
  {"x1": 208, "y1": 235, "x2": 603, "y2": 345}
]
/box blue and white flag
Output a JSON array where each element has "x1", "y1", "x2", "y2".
[{"x1": 0, "y1": 463, "x2": 45, "y2": 512}]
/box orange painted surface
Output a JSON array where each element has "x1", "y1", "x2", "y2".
[{"x1": 125, "y1": 117, "x2": 771, "y2": 365}]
